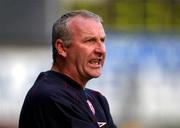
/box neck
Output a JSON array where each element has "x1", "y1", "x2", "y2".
[{"x1": 51, "y1": 62, "x2": 87, "y2": 88}]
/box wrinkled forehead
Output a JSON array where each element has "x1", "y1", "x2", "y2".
[{"x1": 67, "y1": 16, "x2": 105, "y2": 35}]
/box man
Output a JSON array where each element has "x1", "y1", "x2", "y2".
[{"x1": 19, "y1": 10, "x2": 117, "y2": 128}]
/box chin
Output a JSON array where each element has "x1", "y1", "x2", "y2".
[
  {"x1": 89, "y1": 72, "x2": 101, "y2": 78},
  {"x1": 85, "y1": 68, "x2": 102, "y2": 79}
]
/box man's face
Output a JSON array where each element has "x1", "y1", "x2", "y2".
[{"x1": 64, "y1": 16, "x2": 106, "y2": 84}]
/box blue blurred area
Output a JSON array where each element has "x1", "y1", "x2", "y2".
[{"x1": 106, "y1": 33, "x2": 180, "y2": 72}]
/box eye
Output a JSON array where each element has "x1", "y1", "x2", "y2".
[
  {"x1": 87, "y1": 38, "x2": 96, "y2": 42},
  {"x1": 84, "y1": 38, "x2": 96, "y2": 43},
  {"x1": 101, "y1": 37, "x2": 105, "y2": 43}
]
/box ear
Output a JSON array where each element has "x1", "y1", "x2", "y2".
[{"x1": 55, "y1": 39, "x2": 67, "y2": 57}]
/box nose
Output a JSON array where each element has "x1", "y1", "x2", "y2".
[{"x1": 94, "y1": 41, "x2": 106, "y2": 56}]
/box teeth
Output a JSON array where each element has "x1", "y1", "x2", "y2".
[
  {"x1": 98, "y1": 59, "x2": 100, "y2": 65},
  {"x1": 90, "y1": 59, "x2": 100, "y2": 64}
]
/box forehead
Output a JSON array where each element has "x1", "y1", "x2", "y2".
[{"x1": 67, "y1": 16, "x2": 105, "y2": 36}]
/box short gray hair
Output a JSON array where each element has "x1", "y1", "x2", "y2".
[{"x1": 52, "y1": 10, "x2": 103, "y2": 63}]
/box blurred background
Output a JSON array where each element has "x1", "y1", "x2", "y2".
[{"x1": 0, "y1": 0, "x2": 180, "y2": 128}]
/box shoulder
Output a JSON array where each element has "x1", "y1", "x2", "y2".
[
  {"x1": 85, "y1": 88, "x2": 104, "y2": 97},
  {"x1": 26, "y1": 71, "x2": 69, "y2": 104}
]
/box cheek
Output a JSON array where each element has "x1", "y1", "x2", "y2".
[
  {"x1": 71, "y1": 45, "x2": 92, "y2": 65},
  {"x1": 77, "y1": 53, "x2": 88, "y2": 65},
  {"x1": 77, "y1": 53, "x2": 91, "y2": 70}
]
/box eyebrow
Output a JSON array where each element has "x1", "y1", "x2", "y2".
[{"x1": 83, "y1": 35, "x2": 105, "y2": 40}]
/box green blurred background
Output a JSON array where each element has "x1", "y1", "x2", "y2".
[{"x1": 67, "y1": 0, "x2": 180, "y2": 32}]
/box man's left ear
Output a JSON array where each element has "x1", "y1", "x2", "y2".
[{"x1": 55, "y1": 39, "x2": 67, "y2": 58}]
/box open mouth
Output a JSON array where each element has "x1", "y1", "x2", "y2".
[
  {"x1": 89, "y1": 58, "x2": 102, "y2": 68},
  {"x1": 89, "y1": 59, "x2": 101, "y2": 65}
]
